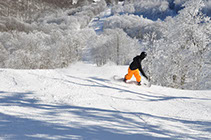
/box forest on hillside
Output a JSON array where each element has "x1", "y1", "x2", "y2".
[{"x1": 0, "y1": 0, "x2": 211, "y2": 90}]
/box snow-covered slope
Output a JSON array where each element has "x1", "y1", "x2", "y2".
[{"x1": 0, "y1": 62, "x2": 210, "y2": 140}]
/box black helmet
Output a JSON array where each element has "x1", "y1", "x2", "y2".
[{"x1": 140, "y1": 52, "x2": 147, "y2": 58}]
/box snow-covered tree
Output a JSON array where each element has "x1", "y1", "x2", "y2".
[
  {"x1": 143, "y1": 0, "x2": 211, "y2": 89},
  {"x1": 90, "y1": 29, "x2": 140, "y2": 66}
]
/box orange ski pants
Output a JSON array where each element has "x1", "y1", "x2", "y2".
[{"x1": 125, "y1": 68, "x2": 141, "y2": 82}]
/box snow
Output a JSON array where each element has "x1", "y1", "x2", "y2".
[
  {"x1": 89, "y1": 7, "x2": 112, "y2": 34},
  {"x1": 0, "y1": 62, "x2": 211, "y2": 140},
  {"x1": 0, "y1": 1, "x2": 211, "y2": 139}
]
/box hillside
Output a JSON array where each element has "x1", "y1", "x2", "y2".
[
  {"x1": 0, "y1": 1, "x2": 211, "y2": 139},
  {"x1": 0, "y1": 62, "x2": 210, "y2": 140},
  {"x1": 1, "y1": 0, "x2": 211, "y2": 90}
]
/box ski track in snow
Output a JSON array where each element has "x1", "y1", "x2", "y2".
[
  {"x1": 88, "y1": 5, "x2": 112, "y2": 34},
  {"x1": 0, "y1": 62, "x2": 211, "y2": 140}
]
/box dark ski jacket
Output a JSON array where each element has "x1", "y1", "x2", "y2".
[{"x1": 129, "y1": 55, "x2": 148, "y2": 79}]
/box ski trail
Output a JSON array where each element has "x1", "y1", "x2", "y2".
[
  {"x1": 89, "y1": 6, "x2": 112, "y2": 34},
  {"x1": 0, "y1": 62, "x2": 211, "y2": 140}
]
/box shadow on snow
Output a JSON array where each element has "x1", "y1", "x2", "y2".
[
  {"x1": 0, "y1": 81, "x2": 210, "y2": 140},
  {"x1": 65, "y1": 75, "x2": 210, "y2": 102}
]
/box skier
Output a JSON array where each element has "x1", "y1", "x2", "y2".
[{"x1": 124, "y1": 52, "x2": 148, "y2": 85}]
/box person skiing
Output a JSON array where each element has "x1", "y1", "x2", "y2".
[{"x1": 124, "y1": 52, "x2": 148, "y2": 85}]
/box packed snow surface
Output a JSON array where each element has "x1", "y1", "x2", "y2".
[{"x1": 0, "y1": 62, "x2": 211, "y2": 140}]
